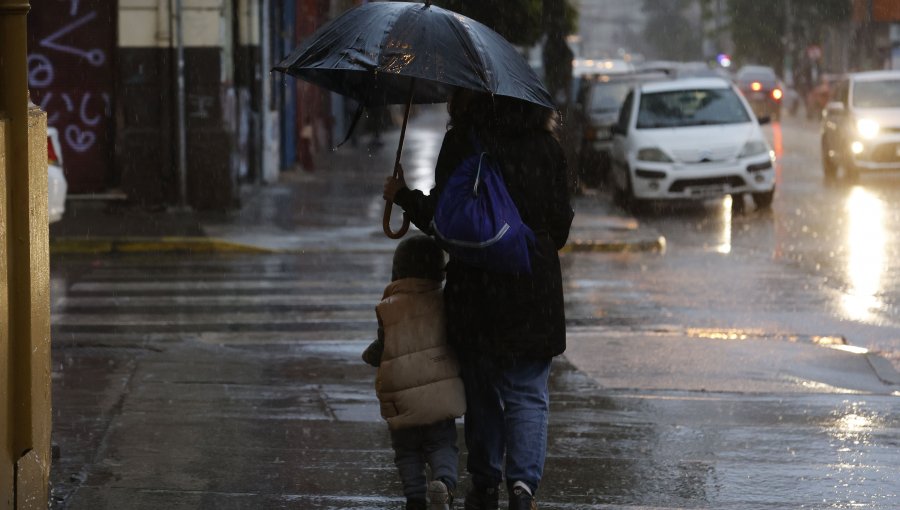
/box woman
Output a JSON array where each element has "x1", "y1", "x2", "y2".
[{"x1": 384, "y1": 89, "x2": 573, "y2": 510}]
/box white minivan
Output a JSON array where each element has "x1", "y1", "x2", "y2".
[
  {"x1": 48, "y1": 127, "x2": 68, "y2": 223},
  {"x1": 609, "y1": 78, "x2": 776, "y2": 209}
]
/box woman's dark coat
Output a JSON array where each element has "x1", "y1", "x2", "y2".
[{"x1": 394, "y1": 125, "x2": 574, "y2": 360}]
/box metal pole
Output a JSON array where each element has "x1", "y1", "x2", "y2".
[
  {"x1": 259, "y1": 0, "x2": 271, "y2": 184},
  {"x1": 175, "y1": 0, "x2": 189, "y2": 208}
]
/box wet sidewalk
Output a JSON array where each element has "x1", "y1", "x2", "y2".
[{"x1": 50, "y1": 105, "x2": 663, "y2": 255}]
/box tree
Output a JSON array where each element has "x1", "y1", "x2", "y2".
[
  {"x1": 727, "y1": 0, "x2": 785, "y2": 70},
  {"x1": 433, "y1": 0, "x2": 545, "y2": 47},
  {"x1": 713, "y1": 0, "x2": 851, "y2": 72},
  {"x1": 543, "y1": 0, "x2": 574, "y2": 104}
]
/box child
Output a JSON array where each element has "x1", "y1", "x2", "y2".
[{"x1": 362, "y1": 235, "x2": 465, "y2": 510}]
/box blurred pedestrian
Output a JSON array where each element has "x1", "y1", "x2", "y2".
[
  {"x1": 383, "y1": 89, "x2": 574, "y2": 510},
  {"x1": 362, "y1": 235, "x2": 465, "y2": 510}
]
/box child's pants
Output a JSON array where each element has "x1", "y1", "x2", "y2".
[{"x1": 390, "y1": 418, "x2": 459, "y2": 502}]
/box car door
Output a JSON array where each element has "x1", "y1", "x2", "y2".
[{"x1": 609, "y1": 90, "x2": 635, "y2": 190}]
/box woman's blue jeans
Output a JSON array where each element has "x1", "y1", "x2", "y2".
[{"x1": 458, "y1": 353, "x2": 552, "y2": 495}]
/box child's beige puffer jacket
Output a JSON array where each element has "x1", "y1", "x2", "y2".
[{"x1": 375, "y1": 278, "x2": 466, "y2": 430}]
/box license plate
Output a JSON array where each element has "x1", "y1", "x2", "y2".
[
  {"x1": 751, "y1": 92, "x2": 764, "y2": 100},
  {"x1": 688, "y1": 185, "x2": 726, "y2": 197}
]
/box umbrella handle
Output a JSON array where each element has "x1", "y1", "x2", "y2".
[
  {"x1": 382, "y1": 77, "x2": 416, "y2": 240},
  {"x1": 383, "y1": 162, "x2": 410, "y2": 239},
  {"x1": 383, "y1": 202, "x2": 410, "y2": 239}
]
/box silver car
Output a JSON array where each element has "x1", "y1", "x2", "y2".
[{"x1": 822, "y1": 71, "x2": 900, "y2": 180}]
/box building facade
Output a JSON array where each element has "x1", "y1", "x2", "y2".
[{"x1": 27, "y1": 0, "x2": 341, "y2": 210}]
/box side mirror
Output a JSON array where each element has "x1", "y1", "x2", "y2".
[
  {"x1": 611, "y1": 123, "x2": 626, "y2": 136},
  {"x1": 757, "y1": 115, "x2": 771, "y2": 125}
]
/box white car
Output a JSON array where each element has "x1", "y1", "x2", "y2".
[
  {"x1": 609, "y1": 78, "x2": 776, "y2": 209},
  {"x1": 47, "y1": 127, "x2": 67, "y2": 223},
  {"x1": 821, "y1": 71, "x2": 900, "y2": 180}
]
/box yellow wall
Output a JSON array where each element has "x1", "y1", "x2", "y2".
[{"x1": 1, "y1": 0, "x2": 52, "y2": 505}]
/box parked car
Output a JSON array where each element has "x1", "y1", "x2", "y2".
[
  {"x1": 609, "y1": 77, "x2": 776, "y2": 209},
  {"x1": 821, "y1": 71, "x2": 900, "y2": 180},
  {"x1": 734, "y1": 65, "x2": 783, "y2": 120},
  {"x1": 568, "y1": 71, "x2": 669, "y2": 188},
  {"x1": 569, "y1": 58, "x2": 635, "y2": 105},
  {"x1": 47, "y1": 127, "x2": 67, "y2": 223}
]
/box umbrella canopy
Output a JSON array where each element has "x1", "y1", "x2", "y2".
[{"x1": 273, "y1": 1, "x2": 553, "y2": 109}]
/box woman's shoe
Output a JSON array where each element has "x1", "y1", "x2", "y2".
[
  {"x1": 508, "y1": 485, "x2": 537, "y2": 510},
  {"x1": 463, "y1": 485, "x2": 499, "y2": 510}
]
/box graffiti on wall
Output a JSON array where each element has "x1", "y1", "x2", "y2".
[{"x1": 27, "y1": 0, "x2": 115, "y2": 193}]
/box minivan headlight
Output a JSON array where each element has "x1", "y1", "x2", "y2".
[
  {"x1": 636, "y1": 147, "x2": 673, "y2": 162},
  {"x1": 856, "y1": 118, "x2": 880, "y2": 139},
  {"x1": 739, "y1": 140, "x2": 768, "y2": 158}
]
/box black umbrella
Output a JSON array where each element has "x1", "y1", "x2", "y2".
[{"x1": 273, "y1": 0, "x2": 553, "y2": 238}]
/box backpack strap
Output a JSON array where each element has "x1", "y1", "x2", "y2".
[{"x1": 468, "y1": 129, "x2": 489, "y2": 197}]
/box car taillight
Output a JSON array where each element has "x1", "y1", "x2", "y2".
[
  {"x1": 751, "y1": 81, "x2": 762, "y2": 91},
  {"x1": 47, "y1": 137, "x2": 59, "y2": 165},
  {"x1": 772, "y1": 88, "x2": 783, "y2": 100}
]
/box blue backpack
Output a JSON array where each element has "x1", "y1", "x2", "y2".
[{"x1": 431, "y1": 136, "x2": 535, "y2": 274}]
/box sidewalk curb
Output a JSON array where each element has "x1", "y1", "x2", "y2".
[
  {"x1": 50, "y1": 237, "x2": 276, "y2": 255},
  {"x1": 561, "y1": 235, "x2": 667, "y2": 253}
]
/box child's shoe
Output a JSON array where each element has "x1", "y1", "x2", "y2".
[{"x1": 427, "y1": 479, "x2": 452, "y2": 510}]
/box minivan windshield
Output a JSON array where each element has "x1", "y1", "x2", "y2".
[
  {"x1": 590, "y1": 82, "x2": 632, "y2": 113},
  {"x1": 636, "y1": 88, "x2": 751, "y2": 129},
  {"x1": 853, "y1": 79, "x2": 900, "y2": 108}
]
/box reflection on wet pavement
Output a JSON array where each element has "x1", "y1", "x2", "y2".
[{"x1": 843, "y1": 187, "x2": 887, "y2": 322}]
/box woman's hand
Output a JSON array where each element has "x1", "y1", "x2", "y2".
[{"x1": 383, "y1": 170, "x2": 407, "y2": 203}]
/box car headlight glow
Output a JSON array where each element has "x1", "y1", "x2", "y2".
[
  {"x1": 739, "y1": 140, "x2": 769, "y2": 158},
  {"x1": 856, "y1": 118, "x2": 880, "y2": 139},
  {"x1": 636, "y1": 147, "x2": 673, "y2": 162}
]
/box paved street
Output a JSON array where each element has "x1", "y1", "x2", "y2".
[{"x1": 47, "y1": 110, "x2": 900, "y2": 509}]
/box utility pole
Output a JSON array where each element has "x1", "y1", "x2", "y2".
[
  {"x1": 174, "y1": 0, "x2": 190, "y2": 209},
  {"x1": 784, "y1": 0, "x2": 793, "y2": 83}
]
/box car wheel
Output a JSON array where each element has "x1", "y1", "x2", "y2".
[
  {"x1": 612, "y1": 172, "x2": 634, "y2": 210},
  {"x1": 752, "y1": 189, "x2": 775, "y2": 209},
  {"x1": 822, "y1": 141, "x2": 837, "y2": 180}
]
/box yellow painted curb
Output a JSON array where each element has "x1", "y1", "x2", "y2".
[
  {"x1": 50, "y1": 237, "x2": 275, "y2": 254},
  {"x1": 561, "y1": 236, "x2": 666, "y2": 254}
]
